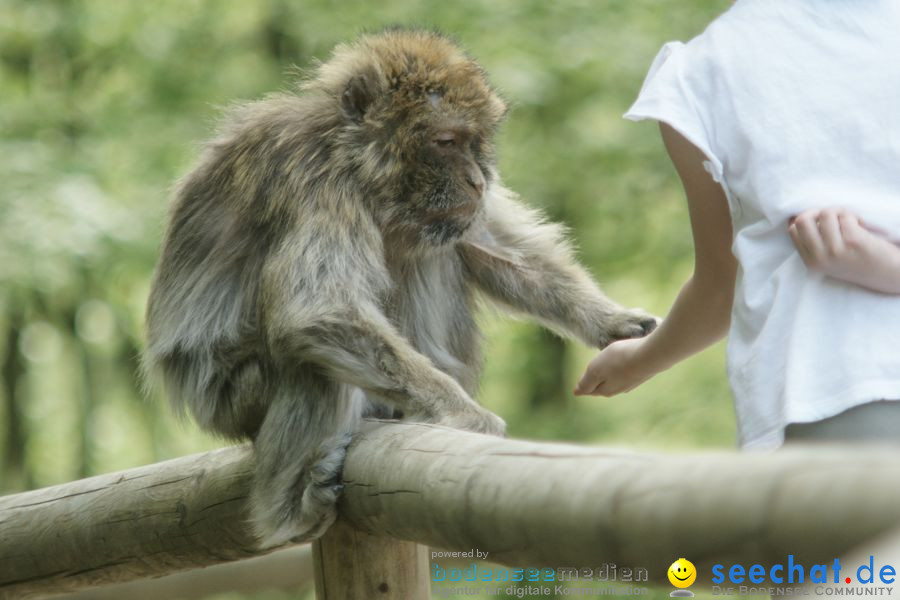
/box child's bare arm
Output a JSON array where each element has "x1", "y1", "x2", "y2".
[
  {"x1": 789, "y1": 208, "x2": 900, "y2": 295},
  {"x1": 575, "y1": 123, "x2": 737, "y2": 397}
]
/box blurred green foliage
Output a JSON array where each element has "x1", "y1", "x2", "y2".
[{"x1": 1, "y1": 0, "x2": 734, "y2": 598}]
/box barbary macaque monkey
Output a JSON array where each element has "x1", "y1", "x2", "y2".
[{"x1": 144, "y1": 29, "x2": 656, "y2": 546}]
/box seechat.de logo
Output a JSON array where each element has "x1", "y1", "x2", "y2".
[{"x1": 668, "y1": 558, "x2": 697, "y2": 597}]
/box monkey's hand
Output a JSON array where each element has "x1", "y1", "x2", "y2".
[
  {"x1": 424, "y1": 375, "x2": 507, "y2": 436},
  {"x1": 400, "y1": 372, "x2": 506, "y2": 436},
  {"x1": 597, "y1": 308, "x2": 660, "y2": 349},
  {"x1": 433, "y1": 404, "x2": 507, "y2": 437},
  {"x1": 403, "y1": 371, "x2": 506, "y2": 436}
]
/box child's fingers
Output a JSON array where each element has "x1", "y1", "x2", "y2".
[
  {"x1": 577, "y1": 381, "x2": 605, "y2": 396},
  {"x1": 838, "y1": 211, "x2": 870, "y2": 245},
  {"x1": 817, "y1": 209, "x2": 844, "y2": 254},
  {"x1": 791, "y1": 213, "x2": 827, "y2": 266},
  {"x1": 574, "y1": 365, "x2": 603, "y2": 396},
  {"x1": 788, "y1": 221, "x2": 814, "y2": 265},
  {"x1": 574, "y1": 379, "x2": 604, "y2": 396},
  {"x1": 575, "y1": 349, "x2": 619, "y2": 396}
]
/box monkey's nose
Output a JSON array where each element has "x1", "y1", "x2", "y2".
[{"x1": 466, "y1": 171, "x2": 485, "y2": 197}]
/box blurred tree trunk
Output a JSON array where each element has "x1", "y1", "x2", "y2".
[
  {"x1": 263, "y1": 0, "x2": 302, "y2": 62},
  {"x1": 74, "y1": 334, "x2": 96, "y2": 479},
  {"x1": 2, "y1": 306, "x2": 30, "y2": 492},
  {"x1": 66, "y1": 288, "x2": 97, "y2": 479},
  {"x1": 523, "y1": 328, "x2": 568, "y2": 409}
]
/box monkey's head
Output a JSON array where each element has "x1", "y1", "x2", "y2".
[{"x1": 312, "y1": 29, "x2": 508, "y2": 246}]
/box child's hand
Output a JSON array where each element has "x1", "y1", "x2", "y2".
[
  {"x1": 574, "y1": 337, "x2": 656, "y2": 397},
  {"x1": 788, "y1": 207, "x2": 900, "y2": 295}
]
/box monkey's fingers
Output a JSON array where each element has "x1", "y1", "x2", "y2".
[{"x1": 434, "y1": 407, "x2": 507, "y2": 437}]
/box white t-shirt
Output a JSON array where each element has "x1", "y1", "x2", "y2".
[{"x1": 624, "y1": 0, "x2": 900, "y2": 449}]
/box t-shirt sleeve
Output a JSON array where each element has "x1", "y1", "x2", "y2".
[{"x1": 624, "y1": 41, "x2": 725, "y2": 183}]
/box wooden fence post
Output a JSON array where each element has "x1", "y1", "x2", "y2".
[{"x1": 312, "y1": 519, "x2": 430, "y2": 599}]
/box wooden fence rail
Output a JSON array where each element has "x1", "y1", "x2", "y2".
[{"x1": 3, "y1": 421, "x2": 900, "y2": 598}]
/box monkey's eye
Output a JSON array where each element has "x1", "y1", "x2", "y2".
[{"x1": 433, "y1": 133, "x2": 456, "y2": 148}]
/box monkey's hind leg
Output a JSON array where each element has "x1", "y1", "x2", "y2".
[{"x1": 249, "y1": 377, "x2": 362, "y2": 547}]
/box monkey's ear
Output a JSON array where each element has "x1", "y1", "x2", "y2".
[{"x1": 341, "y1": 74, "x2": 375, "y2": 123}]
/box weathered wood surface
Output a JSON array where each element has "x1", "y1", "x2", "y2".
[
  {"x1": 0, "y1": 445, "x2": 261, "y2": 598},
  {"x1": 338, "y1": 423, "x2": 900, "y2": 581},
  {"x1": 65, "y1": 545, "x2": 313, "y2": 600},
  {"x1": 3, "y1": 420, "x2": 900, "y2": 598},
  {"x1": 312, "y1": 519, "x2": 429, "y2": 599}
]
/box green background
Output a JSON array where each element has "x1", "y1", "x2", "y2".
[{"x1": 0, "y1": 1, "x2": 733, "y2": 598}]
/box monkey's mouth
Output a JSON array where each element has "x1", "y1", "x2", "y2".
[
  {"x1": 423, "y1": 220, "x2": 474, "y2": 245},
  {"x1": 414, "y1": 186, "x2": 484, "y2": 245},
  {"x1": 422, "y1": 205, "x2": 482, "y2": 245},
  {"x1": 426, "y1": 196, "x2": 482, "y2": 224}
]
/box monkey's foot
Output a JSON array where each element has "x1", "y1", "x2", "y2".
[{"x1": 252, "y1": 434, "x2": 352, "y2": 547}]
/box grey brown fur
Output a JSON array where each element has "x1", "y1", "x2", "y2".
[{"x1": 144, "y1": 29, "x2": 656, "y2": 546}]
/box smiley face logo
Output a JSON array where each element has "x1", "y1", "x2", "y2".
[{"x1": 668, "y1": 558, "x2": 697, "y2": 588}]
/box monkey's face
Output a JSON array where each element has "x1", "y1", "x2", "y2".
[
  {"x1": 329, "y1": 30, "x2": 507, "y2": 248},
  {"x1": 398, "y1": 113, "x2": 496, "y2": 246},
  {"x1": 349, "y1": 88, "x2": 502, "y2": 247}
]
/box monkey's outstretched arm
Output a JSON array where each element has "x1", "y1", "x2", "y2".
[{"x1": 458, "y1": 189, "x2": 657, "y2": 348}]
